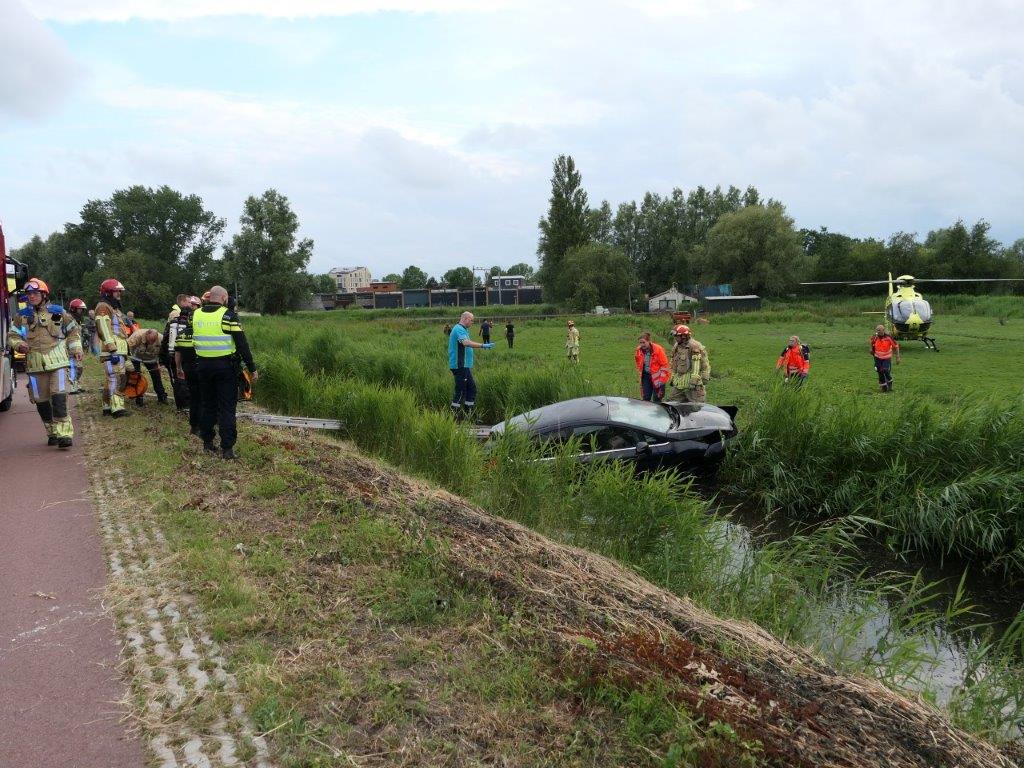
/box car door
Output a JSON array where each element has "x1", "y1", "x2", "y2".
[{"x1": 570, "y1": 425, "x2": 648, "y2": 465}]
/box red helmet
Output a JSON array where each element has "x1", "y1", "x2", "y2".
[
  {"x1": 24, "y1": 278, "x2": 50, "y2": 295},
  {"x1": 674, "y1": 324, "x2": 691, "y2": 336},
  {"x1": 99, "y1": 278, "x2": 125, "y2": 294},
  {"x1": 69, "y1": 298, "x2": 87, "y2": 310}
]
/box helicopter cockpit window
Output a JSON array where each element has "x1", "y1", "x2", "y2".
[{"x1": 890, "y1": 299, "x2": 932, "y2": 324}]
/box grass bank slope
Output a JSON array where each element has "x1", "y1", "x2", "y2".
[{"x1": 85, "y1": 393, "x2": 1019, "y2": 767}]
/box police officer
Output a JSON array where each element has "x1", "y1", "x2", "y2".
[
  {"x1": 668, "y1": 324, "x2": 711, "y2": 403},
  {"x1": 173, "y1": 297, "x2": 204, "y2": 435},
  {"x1": 94, "y1": 278, "x2": 131, "y2": 417},
  {"x1": 7, "y1": 278, "x2": 82, "y2": 447},
  {"x1": 162, "y1": 294, "x2": 190, "y2": 410},
  {"x1": 193, "y1": 286, "x2": 257, "y2": 459}
]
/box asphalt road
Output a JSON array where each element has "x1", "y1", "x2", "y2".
[{"x1": 0, "y1": 383, "x2": 141, "y2": 767}]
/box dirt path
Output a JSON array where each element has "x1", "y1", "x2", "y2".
[{"x1": 0, "y1": 385, "x2": 142, "y2": 767}]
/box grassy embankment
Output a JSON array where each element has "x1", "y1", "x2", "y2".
[
  {"x1": 242, "y1": 299, "x2": 1024, "y2": 578},
  {"x1": 80, "y1": 377, "x2": 1022, "y2": 767},
  {"x1": 235, "y1": 301, "x2": 1024, "y2": 744}
]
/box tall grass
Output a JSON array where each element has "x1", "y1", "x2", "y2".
[
  {"x1": 727, "y1": 386, "x2": 1024, "y2": 577},
  {"x1": 249, "y1": 355, "x2": 1024, "y2": 742}
]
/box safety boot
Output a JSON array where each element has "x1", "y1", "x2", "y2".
[
  {"x1": 112, "y1": 410, "x2": 131, "y2": 419},
  {"x1": 135, "y1": 396, "x2": 146, "y2": 406},
  {"x1": 221, "y1": 448, "x2": 237, "y2": 461},
  {"x1": 47, "y1": 435, "x2": 59, "y2": 446},
  {"x1": 57, "y1": 437, "x2": 72, "y2": 449},
  {"x1": 157, "y1": 394, "x2": 168, "y2": 404},
  {"x1": 203, "y1": 442, "x2": 218, "y2": 455}
]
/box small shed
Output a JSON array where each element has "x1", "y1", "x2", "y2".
[
  {"x1": 648, "y1": 286, "x2": 698, "y2": 312},
  {"x1": 701, "y1": 295, "x2": 762, "y2": 314}
]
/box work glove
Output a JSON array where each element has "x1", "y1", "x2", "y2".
[{"x1": 482, "y1": 342, "x2": 495, "y2": 349}]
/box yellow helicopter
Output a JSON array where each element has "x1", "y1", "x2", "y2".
[{"x1": 802, "y1": 273, "x2": 1022, "y2": 351}]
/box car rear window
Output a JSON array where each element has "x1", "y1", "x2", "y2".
[{"x1": 607, "y1": 399, "x2": 673, "y2": 434}]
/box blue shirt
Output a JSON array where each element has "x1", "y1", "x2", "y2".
[{"x1": 448, "y1": 324, "x2": 474, "y2": 369}]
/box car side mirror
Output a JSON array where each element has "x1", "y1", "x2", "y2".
[{"x1": 635, "y1": 442, "x2": 650, "y2": 454}]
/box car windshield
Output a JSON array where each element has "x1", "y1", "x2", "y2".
[{"x1": 607, "y1": 398, "x2": 675, "y2": 435}]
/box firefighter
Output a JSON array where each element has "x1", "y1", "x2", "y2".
[
  {"x1": 128, "y1": 327, "x2": 168, "y2": 405},
  {"x1": 65, "y1": 298, "x2": 88, "y2": 393},
  {"x1": 94, "y1": 278, "x2": 131, "y2": 418},
  {"x1": 775, "y1": 335, "x2": 810, "y2": 385},
  {"x1": 7, "y1": 278, "x2": 82, "y2": 447},
  {"x1": 667, "y1": 324, "x2": 710, "y2": 403},
  {"x1": 870, "y1": 325, "x2": 901, "y2": 392},
  {"x1": 161, "y1": 294, "x2": 190, "y2": 410},
  {"x1": 565, "y1": 319, "x2": 580, "y2": 363},
  {"x1": 193, "y1": 286, "x2": 257, "y2": 459}
]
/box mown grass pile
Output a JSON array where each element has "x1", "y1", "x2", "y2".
[
  {"x1": 729, "y1": 386, "x2": 1024, "y2": 577},
  {"x1": 255, "y1": 350, "x2": 1024, "y2": 743}
]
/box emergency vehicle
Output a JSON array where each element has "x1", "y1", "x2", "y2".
[{"x1": 1, "y1": 223, "x2": 28, "y2": 413}]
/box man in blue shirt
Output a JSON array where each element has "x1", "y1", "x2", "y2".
[{"x1": 448, "y1": 311, "x2": 493, "y2": 419}]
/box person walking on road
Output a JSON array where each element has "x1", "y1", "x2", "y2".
[
  {"x1": 8, "y1": 278, "x2": 82, "y2": 448},
  {"x1": 634, "y1": 332, "x2": 669, "y2": 402},
  {"x1": 505, "y1": 320, "x2": 515, "y2": 348},
  {"x1": 565, "y1": 319, "x2": 580, "y2": 363},
  {"x1": 481, "y1": 318, "x2": 492, "y2": 344},
  {"x1": 870, "y1": 325, "x2": 901, "y2": 392},
  {"x1": 668, "y1": 324, "x2": 710, "y2": 403},
  {"x1": 94, "y1": 278, "x2": 132, "y2": 418},
  {"x1": 776, "y1": 335, "x2": 809, "y2": 385},
  {"x1": 194, "y1": 286, "x2": 257, "y2": 459},
  {"x1": 128, "y1": 328, "x2": 168, "y2": 405},
  {"x1": 449, "y1": 310, "x2": 493, "y2": 420}
]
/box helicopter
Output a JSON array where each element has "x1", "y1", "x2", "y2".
[{"x1": 801, "y1": 273, "x2": 1023, "y2": 351}]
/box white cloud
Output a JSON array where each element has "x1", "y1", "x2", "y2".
[
  {"x1": 0, "y1": 1, "x2": 78, "y2": 118},
  {"x1": 24, "y1": 0, "x2": 508, "y2": 22}
]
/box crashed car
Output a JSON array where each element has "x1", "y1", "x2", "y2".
[{"x1": 486, "y1": 396, "x2": 738, "y2": 472}]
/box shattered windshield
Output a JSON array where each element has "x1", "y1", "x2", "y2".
[{"x1": 606, "y1": 398, "x2": 674, "y2": 435}]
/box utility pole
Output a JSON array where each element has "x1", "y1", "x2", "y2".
[{"x1": 471, "y1": 265, "x2": 487, "y2": 308}]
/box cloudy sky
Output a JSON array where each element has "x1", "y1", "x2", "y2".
[{"x1": 2, "y1": 0, "x2": 1023, "y2": 278}]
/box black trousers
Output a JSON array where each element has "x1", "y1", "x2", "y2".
[
  {"x1": 506, "y1": 335, "x2": 514, "y2": 348},
  {"x1": 183, "y1": 368, "x2": 203, "y2": 431},
  {"x1": 132, "y1": 360, "x2": 167, "y2": 399},
  {"x1": 198, "y1": 358, "x2": 237, "y2": 449}
]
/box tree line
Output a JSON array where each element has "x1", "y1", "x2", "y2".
[
  {"x1": 12, "y1": 186, "x2": 318, "y2": 317},
  {"x1": 537, "y1": 155, "x2": 1024, "y2": 309}
]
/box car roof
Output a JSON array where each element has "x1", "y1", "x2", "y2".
[{"x1": 495, "y1": 396, "x2": 676, "y2": 435}]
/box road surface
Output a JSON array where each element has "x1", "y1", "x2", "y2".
[{"x1": 0, "y1": 384, "x2": 141, "y2": 767}]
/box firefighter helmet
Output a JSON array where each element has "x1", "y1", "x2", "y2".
[
  {"x1": 674, "y1": 324, "x2": 691, "y2": 336},
  {"x1": 99, "y1": 278, "x2": 125, "y2": 294},
  {"x1": 24, "y1": 278, "x2": 50, "y2": 295},
  {"x1": 69, "y1": 298, "x2": 87, "y2": 310}
]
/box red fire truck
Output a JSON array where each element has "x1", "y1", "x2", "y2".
[{"x1": 2, "y1": 223, "x2": 28, "y2": 413}]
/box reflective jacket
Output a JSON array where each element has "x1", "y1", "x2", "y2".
[
  {"x1": 193, "y1": 306, "x2": 236, "y2": 358},
  {"x1": 634, "y1": 342, "x2": 670, "y2": 386},
  {"x1": 777, "y1": 345, "x2": 810, "y2": 376},
  {"x1": 870, "y1": 336, "x2": 899, "y2": 360},
  {"x1": 8, "y1": 306, "x2": 81, "y2": 373},
  {"x1": 94, "y1": 300, "x2": 130, "y2": 356}
]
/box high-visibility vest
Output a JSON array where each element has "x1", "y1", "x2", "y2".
[
  {"x1": 193, "y1": 306, "x2": 235, "y2": 358},
  {"x1": 174, "y1": 313, "x2": 194, "y2": 349}
]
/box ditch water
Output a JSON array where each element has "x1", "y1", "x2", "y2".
[{"x1": 704, "y1": 490, "x2": 1024, "y2": 707}]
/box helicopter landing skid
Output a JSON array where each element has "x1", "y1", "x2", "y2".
[{"x1": 922, "y1": 336, "x2": 939, "y2": 351}]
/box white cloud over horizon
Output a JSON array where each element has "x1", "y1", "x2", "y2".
[{"x1": 3, "y1": 0, "x2": 1023, "y2": 279}]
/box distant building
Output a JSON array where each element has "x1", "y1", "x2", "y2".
[
  {"x1": 329, "y1": 266, "x2": 372, "y2": 293},
  {"x1": 492, "y1": 275, "x2": 527, "y2": 289},
  {"x1": 701, "y1": 295, "x2": 762, "y2": 314},
  {"x1": 648, "y1": 285, "x2": 698, "y2": 312},
  {"x1": 367, "y1": 281, "x2": 399, "y2": 293}
]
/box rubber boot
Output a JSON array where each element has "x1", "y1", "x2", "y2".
[{"x1": 136, "y1": 396, "x2": 146, "y2": 406}]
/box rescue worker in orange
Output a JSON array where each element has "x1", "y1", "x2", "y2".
[
  {"x1": 7, "y1": 278, "x2": 82, "y2": 448},
  {"x1": 634, "y1": 332, "x2": 670, "y2": 402},
  {"x1": 870, "y1": 325, "x2": 901, "y2": 392},
  {"x1": 775, "y1": 335, "x2": 809, "y2": 385},
  {"x1": 668, "y1": 324, "x2": 710, "y2": 403},
  {"x1": 94, "y1": 278, "x2": 132, "y2": 417}
]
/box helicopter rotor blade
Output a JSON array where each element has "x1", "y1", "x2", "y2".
[
  {"x1": 907, "y1": 278, "x2": 1024, "y2": 283},
  {"x1": 799, "y1": 280, "x2": 887, "y2": 285}
]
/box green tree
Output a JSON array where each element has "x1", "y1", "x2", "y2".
[
  {"x1": 696, "y1": 204, "x2": 807, "y2": 296},
  {"x1": 221, "y1": 189, "x2": 314, "y2": 315},
  {"x1": 537, "y1": 155, "x2": 590, "y2": 299},
  {"x1": 558, "y1": 243, "x2": 633, "y2": 310},
  {"x1": 442, "y1": 266, "x2": 475, "y2": 289},
  {"x1": 399, "y1": 265, "x2": 428, "y2": 289},
  {"x1": 505, "y1": 262, "x2": 536, "y2": 281},
  {"x1": 381, "y1": 272, "x2": 402, "y2": 283},
  {"x1": 312, "y1": 274, "x2": 336, "y2": 293}
]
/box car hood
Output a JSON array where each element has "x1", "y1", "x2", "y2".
[{"x1": 665, "y1": 402, "x2": 737, "y2": 438}]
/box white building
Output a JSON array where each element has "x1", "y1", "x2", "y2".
[
  {"x1": 647, "y1": 285, "x2": 698, "y2": 312},
  {"x1": 329, "y1": 266, "x2": 372, "y2": 293}
]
